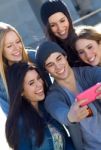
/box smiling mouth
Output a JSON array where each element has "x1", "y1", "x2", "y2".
[
  {"x1": 57, "y1": 68, "x2": 65, "y2": 74},
  {"x1": 13, "y1": 51, "x2": 21, "y2": 56},
  {"x1": 88, "y1": 56, "x2": 96, "y2": 63},
  {"x1": 59, "y1": 32, "x2": 67, "y2": 36},
  {"x1": 36, "y1": 90, "x2": 44, "y2": 95}
]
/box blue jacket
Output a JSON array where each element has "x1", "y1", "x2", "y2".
[
  {"x1": 18, "y1": 106, "x2": 75, "y2": 150},
  {"x1": 45, "y1": 66, "x2": 101, "y2": 150}
]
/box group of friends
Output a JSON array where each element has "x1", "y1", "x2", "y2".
[{"x1": 1, "y1": 0, "x2": 101, "y2": 150}]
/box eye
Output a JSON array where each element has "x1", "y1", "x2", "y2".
[
  {"x1": 88, "y1": 45, "x2": 92, "y2": 49},
  {"x1": 16, "y1": 40, "x2": 21, "y2": 44},
  {"x1": 78, "y1": 51, "x2": 84, "y2": 55},
  {"x1": 29, "y1": 81, "x2": 35, "y2": 86},
  {"x1": 7, "y1": 45, "x2": 12, "y2": 48},
  {"x1": 50, "y1": 24, "x2": 55, "y2": 28},
  {"x1": 47, "y1": 63, "x2": 54, "y2": 68},
  {"x1": 60, "y1": 19, "x2": 65, "y2": 23},
  {"x1": 57, "y1": 55, "x2": 62, "y2": 61},
  {"x1": 56, "y1": 54, "x2": 63, "y2": 61}
]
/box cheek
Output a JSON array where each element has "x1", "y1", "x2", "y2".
[
  {"x1": 23, "y1": 86, "x2": 33, "y2": 97},
  {"x1": 19, "y1": 43, "x2": 23, "y2": 49},
  {"x1": 79, "y1": 55, "x2": 86, "y2": 61},
  {"x1": 47, "y1": 68, "x2": 54, "y2": 74},
  {"x1": 65, "y1": 22, "x2": 69, "y2": 29},
  {"x1": 96, "y1": 45, "x2": 101, "y2": 53},
  {"x1": 51, "y1": 27, "x2": 57, "y2": 34},
  {"x1": 64, "y1": 19, "x2": 69, "y2": 28},
  {"x1": 3, "y1": 50, "x2": 12, "y2": 61},
  {"x1": 3, "y1": 48, "x2": 9, "y2": 57}
]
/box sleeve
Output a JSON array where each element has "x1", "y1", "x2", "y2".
[
  {"x1": 0, "y1": 77, "x2": 9, "y2": 114},
  {"x1": 45, "y1": 90, "x2": 71, "y2": 126}
]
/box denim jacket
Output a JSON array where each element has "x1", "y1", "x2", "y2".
[
  {"x1": 18, "y1": 105, "x2": 75, "y2": 150},
  {"x1": 0, "y1": 76, "x2": 9, "y2": 115}
]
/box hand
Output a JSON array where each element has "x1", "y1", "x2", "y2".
[
  {"x1": 96, "y1": 85, "x2": 101, "y2": 99},
  {"x1": 67, "y1": 99, "x2": 89, "y2": 123}
]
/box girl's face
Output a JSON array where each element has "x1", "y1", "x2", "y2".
[
  {"x1": 3, "y1": 31, "x2": 23, "y2": 65},
  {"x1": 22, "y1": 69, "x2": 45, "y2": 107},
  {"x1": 48, "y1": 12, "x2": 69, "y2": 40},
  {"x1": 75, "y1": 38, "x2": 101, "y2": 66}
]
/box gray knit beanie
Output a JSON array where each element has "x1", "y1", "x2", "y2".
[
  {"x1": 36, "y1": 41, "x2": 66, "y2": 70},
  {"x1": 40, "y1": 0, "x2": 70, "y2": 25}
]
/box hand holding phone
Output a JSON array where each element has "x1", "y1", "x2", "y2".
[{"x1": 76, "y1": 83, "x2": 101, "y2": 106}]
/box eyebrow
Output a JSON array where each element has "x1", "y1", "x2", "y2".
[
  {"x1": 27, "y1": 79, "x2": 35, "y2": 85},
  {"x1": 5, "y1": 39, "x2": 21, "y2": 45},
  {"x1": 45, "y1": 62, "x2": 52, "y2": 67}
]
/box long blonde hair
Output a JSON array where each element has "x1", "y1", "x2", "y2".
[{"x1": 0, "y1": 22, "x2": 28, "y2": 95}]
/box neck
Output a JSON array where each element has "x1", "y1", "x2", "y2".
[{"x1": 31, "y1": 102, "x2": 39, "y2": 111}]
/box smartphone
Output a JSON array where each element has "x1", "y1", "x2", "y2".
[{"x1": 76, "y1": 82, "x2": 101, "y2": 106}]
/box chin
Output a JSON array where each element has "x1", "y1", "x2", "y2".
[
  {"x1": 15, "y1": 58, "x2": 22, "y2": 62},
  {"x1": 40, "y1": 94, "x2": 45, "y2": 100},
  {"x1": 60, "y1": 36, "x2": 67, "y2": 40}
]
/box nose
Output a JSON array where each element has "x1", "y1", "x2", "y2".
[
  {"x1": 55, "y1": 63, "x2": 61, "y2": 70},
  {"x1": 57, "y1": 23, "x2": 63, "y2": 32},
  {"x1": 36, "y1": 80, "x2": 43, "y2": 89},
  {"x1": 85, "y1": 50, "x2": 93, "y2": 59}
]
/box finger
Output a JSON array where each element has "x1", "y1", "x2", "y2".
[
  {"x1": 96, "y1": 86, "x2": 101, "y2": 92},
  {"x1": 96, "y1": 94, "x2": 101, "y2": 99},
  {"x1": 77, "y1": 99, "x2": 88, "y2": 107},
  {"x1": 78, "y1": 109, "x2": 89, "y2": 121}
]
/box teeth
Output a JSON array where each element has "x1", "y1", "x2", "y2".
[
  {"x1": 88, "y1": 56, "x2": 95, "y2": 62},
  {"x1": 13, "y1": 52, "x2": 20, "y2": 56},
  {"x1": 36, "y1": 90, "x2": 43, "y2": 94},
  {"x1": 57, "y1": 68, "x2": 64, "y2": 74},
  {"x1": 60, "y1": 32, "x2": 65, "y2": 35}
]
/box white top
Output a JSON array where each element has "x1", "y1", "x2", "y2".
[{"x1": 0, "y1": 107, "x2": 12, "y2": 150}]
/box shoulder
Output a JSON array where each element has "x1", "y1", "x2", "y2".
[
  {"x1": 73, "y1": 66, "x2": 101, "y2": 76},
  {"x1": 73, "y1": 66, "x2": 101, "y2": 88}
]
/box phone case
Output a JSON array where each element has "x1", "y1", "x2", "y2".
[{"x1": 76, "y1": 83, "x2": 101, "y2": 106}]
